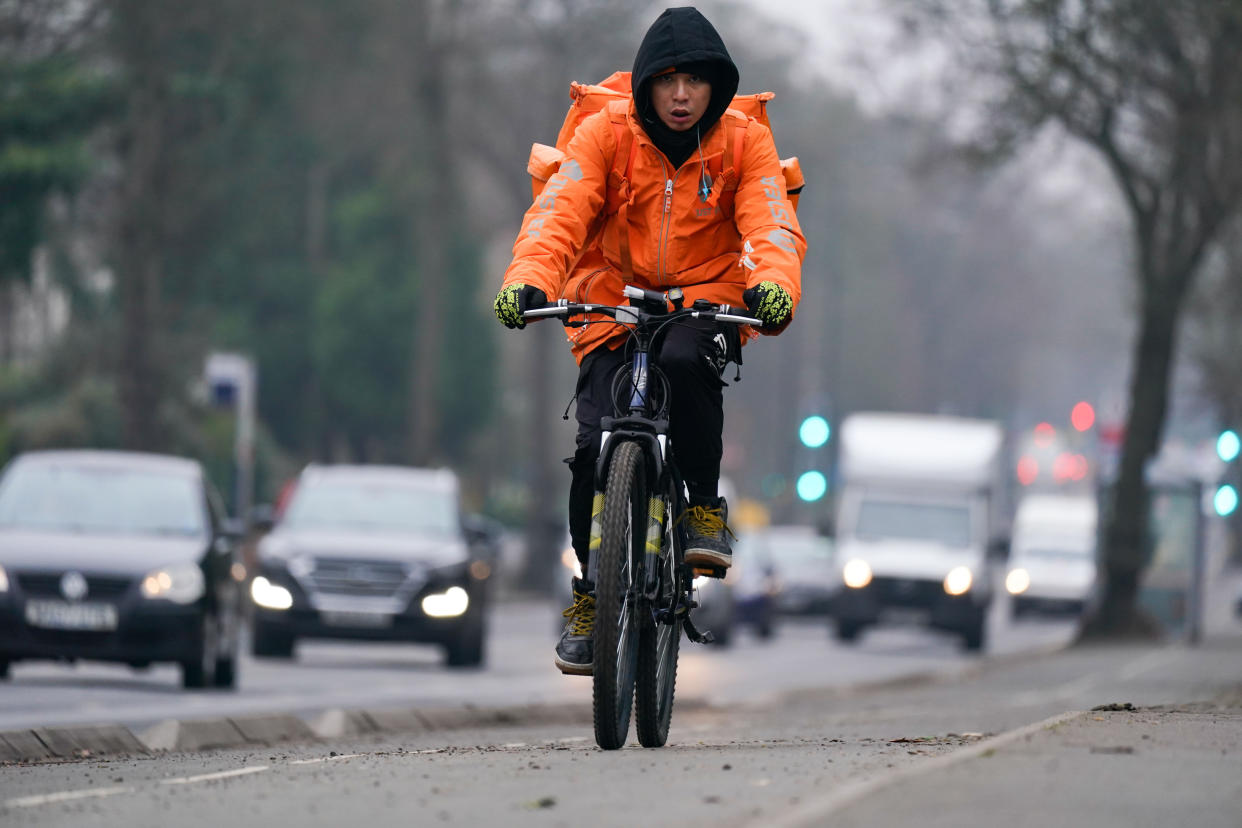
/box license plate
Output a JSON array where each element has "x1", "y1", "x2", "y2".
[
  {"x1": 882, "y1": 607, "x2": 931, "y2": 625},
  {"x1": 24, "y1": 600, "x2": 118, "y2": 631},
  {"x1": 321, "y1": 610, "x2": 392, "y2": 629}
]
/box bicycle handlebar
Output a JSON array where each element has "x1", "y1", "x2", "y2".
[{"x1": 522, "y1": 297, "x2": 762, "y2": 328}]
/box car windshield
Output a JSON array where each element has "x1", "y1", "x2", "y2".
[
  {"x1": 1022, "y1": 545, "x2": 1093, "y2": 560},
  {"x1": 855, "y1": 500, "x2": 973, "y2": 548},
  {"x1": 282, "y1": 478, "x2": 458, "y2": 535},
  {"x1": 0, "y1": 463, "x2": 206, "y2": 536},
  {"x1": 769, "y1": 536, "x2": 832, "y2": 566}
]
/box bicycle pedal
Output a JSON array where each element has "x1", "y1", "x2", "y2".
[
  {"x1": 683, "y1": 616, "x2": 715, "y2": 645},
  {"x1": 691, "y1": 565, "x2": 727, "y2": 579}
]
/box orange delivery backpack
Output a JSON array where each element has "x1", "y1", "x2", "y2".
[{"x1": 525, "y1": 71, "x2": 804, "y2": 278}]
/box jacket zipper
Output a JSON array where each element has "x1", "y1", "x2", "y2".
[{"x1": 657, "y1": 157, "x2": 685, "y2": 284}]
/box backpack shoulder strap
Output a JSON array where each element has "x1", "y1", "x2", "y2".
[
  {"x1": 720, "y1": 111, "x2": 748, "y2": 193},
  {"x1": 604, "y1": 100, "x2": 637, "y2": 279},
  {"x1": 604, "y1": 101, "x2": 636, "y2": 192}
]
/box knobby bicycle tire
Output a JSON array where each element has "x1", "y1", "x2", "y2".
[
  {"x1": 592, "y1": 440, "x2": 646, "y2": 750},
  {"x1": 635, "y1": 484, "x2": 681, "y2": 748}
]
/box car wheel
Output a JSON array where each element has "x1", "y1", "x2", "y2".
[
  {"x1": 212, "y1": 607, "x2": 240, "y2": 689},
  {"x1": 444, "y1": 613, "x2": 486, "y2": 668},
  {"x1": 213, "y1": 656, "x2": 238, "y2": 689},
  {"x1": 834, "y1": 619, "x2": 864, "y2": 643},
  {"x1": 961, "y1": 607, "x2": 987, "y2": 652},
  {"x1": 252, "y1": 621, "x2": 295, "y2": 659},
  {"x1": 756, "y1": 609, "x2": 778, "y2": 640},
  {"x1": 181, "y1": 615, "x2": 218, "y2": 689},
  {"x1": 961, "y1": 624, "x2": 985, "y2": 652}
]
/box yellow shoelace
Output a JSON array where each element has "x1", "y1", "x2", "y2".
[
  {"x1": 563, "y1": 592, "x2": 596, "y2": 636},
  {"x1": 678, "y1": 505, "x2": 737, "y2": 540}
]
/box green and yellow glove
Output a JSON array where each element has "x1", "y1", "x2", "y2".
[
  {"x1": 743, "y1": 281, "x2": 793, "y2": 330},
  {"x1": 494, "y1": 283, "x2": 548, "y2": 330}
]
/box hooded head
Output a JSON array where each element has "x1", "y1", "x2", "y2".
[{"x1": 632, "y1": 7, "x2": 740, "y2": 168}]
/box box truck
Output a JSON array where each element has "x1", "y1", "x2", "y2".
[{"x1": 830, "y1": 412, "x2": 1008, "y2": 650}]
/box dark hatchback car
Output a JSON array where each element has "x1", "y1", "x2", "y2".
[
  {"x1": 0, "y1": 450, "x2": 244, "y2": 689},
  {"x1": 250, "y1": 464, "x2": 490, "y2": 668}
]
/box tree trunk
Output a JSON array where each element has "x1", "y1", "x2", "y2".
[
  {"x1": 519, "y1": 321, "x2": 562, "y2": 595},
  {"x1": 0, "y1": 283, "x2": 13, "y2": 364},
  {"x1": 407, "y1": 6, "x2": 451, "y2": 465},
  {"x1": 116, "y1": 74, "x2": 165, "y2": 451},
  {"x1": 1079, "y1": 293, "x2": 1182, "y2": 641}
]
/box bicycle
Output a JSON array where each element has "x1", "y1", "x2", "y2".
[{"x1": 525, "y1": 285, "x2": 761, "y2": 750}]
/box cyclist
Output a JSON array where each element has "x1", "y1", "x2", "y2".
[{"x1": 494, "y1": 6, "x2": 805, "y2": 675}]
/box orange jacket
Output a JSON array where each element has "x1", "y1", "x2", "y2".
[{"x1": 502, "y1": 101, "x2": 806, "y2": 362}]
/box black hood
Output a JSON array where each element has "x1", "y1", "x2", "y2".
[{"x1": 632, "y1": 7, "x2": 740, "y2": 168}]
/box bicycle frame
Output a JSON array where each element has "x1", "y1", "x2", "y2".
[
  {"x1": 526, "y1": 285, "x2": 760, "y2": 748},
  {"x1": 527, "y1": 284, "x2": 759, "y2": 614}
]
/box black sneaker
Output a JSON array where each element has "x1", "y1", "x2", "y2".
[
  {"x1": 554, "y1": 577, "x2": 595, "y2": 676},
  {"x1": 683, "y1": 497, "x2": 735, "y2": 570}
]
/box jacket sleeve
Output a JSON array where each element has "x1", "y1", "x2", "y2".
[
  {"x1": 501, "y1": 112, "x2": 614, "y2": 299},
  {"x1": 732, "y1": 121, "x2": 806, "y2": 315}
]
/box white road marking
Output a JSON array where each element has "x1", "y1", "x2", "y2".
[
  {"x1": 289, "y1": 754, "x2": 363, "y2": 765},
  {"x1": 758, "y1": 709, "x2": 1086, "y2": 828},
  {"x1": 1007, "y1": 674, "x2": 1098, "y2": 707},
  {"x1": 1117, "y1": 649, "x2": 1180, "y2": 681},
  {"x1": 5, "y1": 786, "x2": 134, "y2": 809},
  {"x1": 159, "y1": 765, "x2": 270, "y2": 785}
]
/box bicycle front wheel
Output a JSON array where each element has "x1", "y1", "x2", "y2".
[
  {"x1": 635, "y1": 488, "x2": 680, "y2": 748},
  {"x1": 593, "y1": 440, "x2": 646, "y2": 750}
]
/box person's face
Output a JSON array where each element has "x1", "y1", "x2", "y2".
[{"x1": 650, "y1": 72, "x2": 711, "y2": 132}]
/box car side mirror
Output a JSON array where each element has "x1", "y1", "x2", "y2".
[
  {"x1": 462, "y1": 513, "x2": 503, "y2": 563},
  {"x1": 221, "y1": 517, "x2": 246, "y2": 539},
  {"x1": 249, "y1": 503, "x2": 275, "y2": 534}
]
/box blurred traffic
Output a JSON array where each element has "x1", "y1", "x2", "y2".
[
  {"x1": 0, "y1": 450, "x2": 244, "y2": 688},
  {"x1": 249, "y1": 464, "x2": 491, "y2": 668}
]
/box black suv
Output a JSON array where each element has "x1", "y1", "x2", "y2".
[{"x1": 250, "y1": 464, "x2": 489, "y2": 667}]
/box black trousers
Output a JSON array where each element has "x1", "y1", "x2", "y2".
[{"x1": 566, "y1": 318, "x2": 731, "y2": 567}]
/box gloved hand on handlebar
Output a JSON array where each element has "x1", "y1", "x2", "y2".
[
  {"x1": 743, "y1": 281, "x2": 793, "y2": 330},
  {"x1": 494, "y1": 283, "x2": 548, "y2": 330}
]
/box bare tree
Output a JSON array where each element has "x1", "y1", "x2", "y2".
[{"x1": 901, "y1": 0, "x2": 1242, "y2": 638}]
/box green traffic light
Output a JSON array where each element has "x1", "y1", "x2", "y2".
[
  {"x1": 799, "y1": 415, "x2": 830, "y2": 449},
  {"x1": 796, "y1": 470, "x2": 827, "y2": 502},
  {"x1": 1218, "y1": 430, "x2": 1241, "y2": 463},
  {"x1": 1215, "y1": 484, "x2": 1238, "y2": 517}
]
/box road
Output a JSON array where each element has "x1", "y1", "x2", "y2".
[
  {"x1": 2, "y1": 614, "x2": 1240, "y2": 828},
  {"x1": 0, "y1": 596, "x2": 1075, "y2": 732}
]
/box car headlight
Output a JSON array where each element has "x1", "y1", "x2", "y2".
[
  {"x1": 421, "y1": 586, "x2": 469, "y2": 618},
  {"x1": 842, "y1": 559, "x2": 872, "y2": 589},
  {"x1": 943, "y1": 566, "x2": 973, "y2": 596},
  {"x1": 1006, "y1": 568, "x2": 1031, "y2": 595},
  {"x1": 141, "y1": 563, "x2": 205, "y2": 604},
  {"x1": 250, "y1": 575, "x2": 293, "y2": 610},
  {"x1": 0, "y1": 564, "x2": 9, "y2": 592}
]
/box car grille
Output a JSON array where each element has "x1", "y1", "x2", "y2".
[
  {"x1": 305, "y1": 558, "x2": 410, "y2": 598},
  {"x1": 869, "y1": 576, "x2": 944, "y2": 608},
  {"x1": 16, "y1": 572, "x2": 133, "y2": 600}
]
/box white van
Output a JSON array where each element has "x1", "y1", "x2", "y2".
[
  {"x1": 1005, "y1": 493, "x2": 1098, "y2": 617},
  {"x1": 830, "y1": 413, "x2": 1008, "y2": 651}
]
